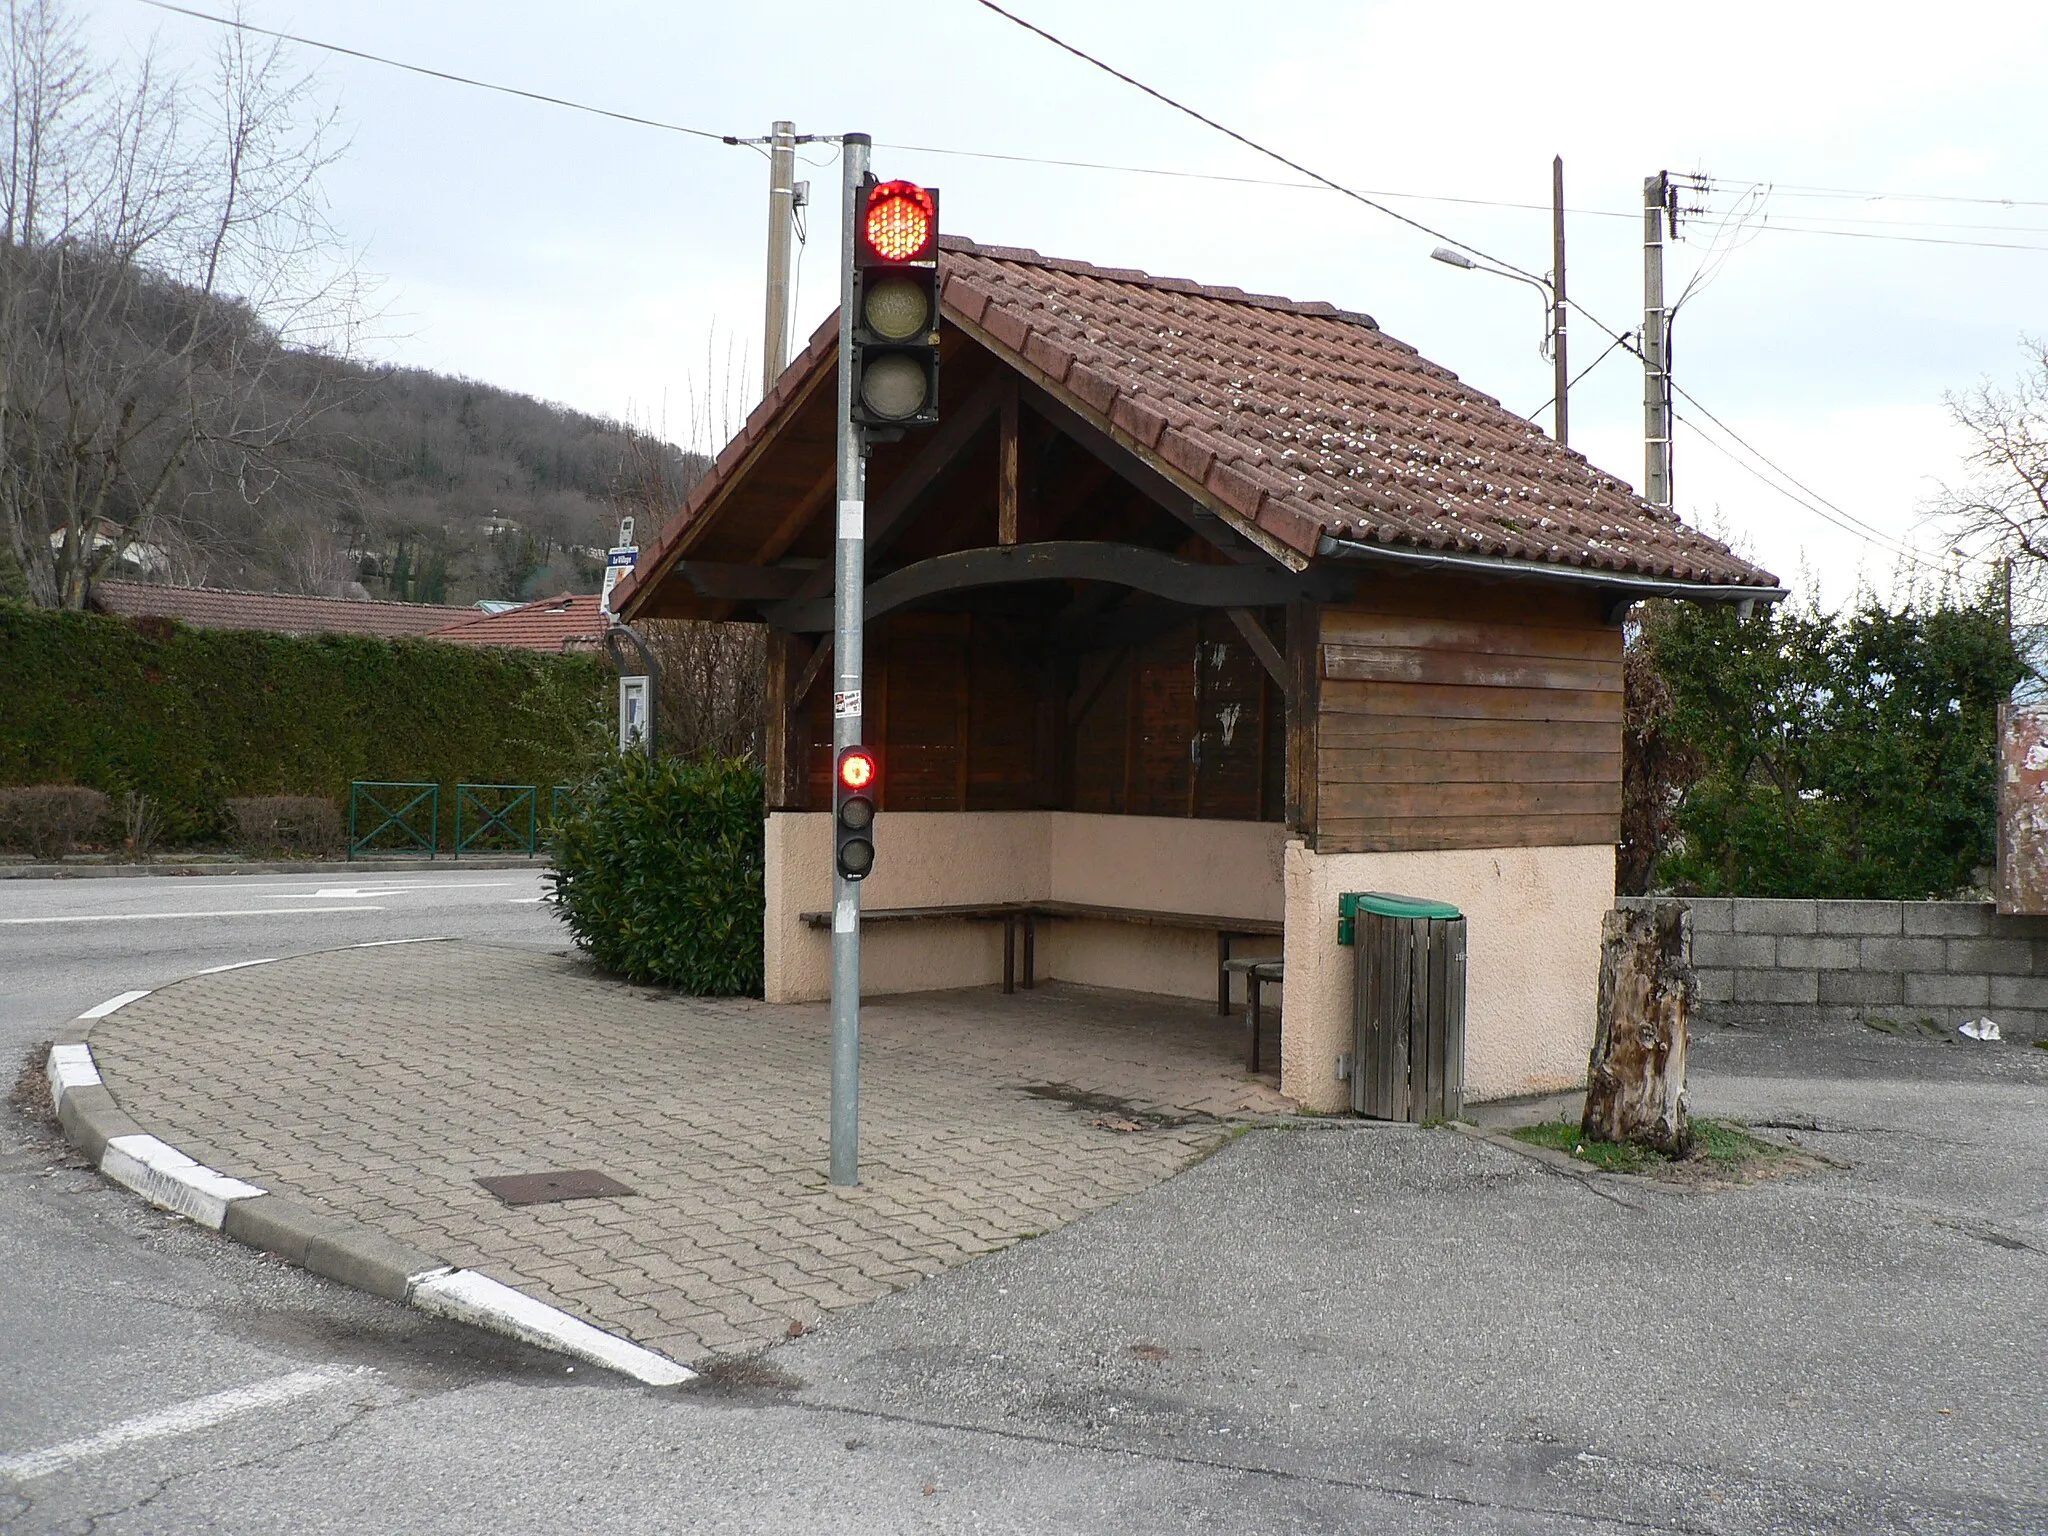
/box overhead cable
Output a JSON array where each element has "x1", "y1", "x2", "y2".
[
  {"x1": 964, "y1": 0, "x2": 1553, "y2": 285},
  {"x1": 133, "y1": 0, "x2": 735, "y2": 142}
]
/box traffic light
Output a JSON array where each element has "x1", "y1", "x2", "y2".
[
  {"x1": 851, "y1": 178, "x2": 940, "y2": 430},
  {"x1": 834, "y1": 745, "x2": 878, "y2": 880}
]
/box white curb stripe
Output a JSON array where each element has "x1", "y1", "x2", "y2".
[
  {"x1": 408, "y1": 1269, "x2": 695, "y2": 1386},
  {"x1": 46, "y1": 1043, "x2": 101, "y2": 1111},
  {"x1": 0, "y1": 1366, "x2": 365, "y2": 1482},
  {"x1": 348, "y1": 936, "x2": 453, "y2": 948},
  {"x1": 189, "y1": 957, "x2": 280, "y2": 975},
  {"x1": 100, "y1": 1134, "x2": 265, "y2": 1229},
  {"x1": 79, "y1": 990, "x2": 152, "y2": 1019}
]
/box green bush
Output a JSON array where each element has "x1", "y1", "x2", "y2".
[
  {"x1": 547, "y1": 752, "x2": 765, "y2": 994},
  {"x1": 1634, "y1": 592, "x2": 2021, "y2": 899},
  {"x1": 0, "y1": 607, "x2": 608, "y2": 845}
]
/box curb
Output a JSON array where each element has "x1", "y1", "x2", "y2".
[
  {"x1": 2, "y1": 857, "x2": 551, "y2": 880},
  {"x1": 46, "y1": 959, "x2": 693, "y2": 1388}
]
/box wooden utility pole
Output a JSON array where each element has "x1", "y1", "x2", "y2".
[
  {"x1": 762, "y1": 120, "x2": 797, "y2": 395},
  {"x1": 1583, "y1": 904, "x2": 1693, "y2": 1154},
  {"x1": 1551, "y1": 156, "x2": 1569, "y2": 447}
]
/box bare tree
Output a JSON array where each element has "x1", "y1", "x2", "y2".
[
  {"x1": 0, "y1": 0, "x2": 362, "y2": 608},
  {"x1": 1940, "y1": 338, "x2": 2048, "y2": 614}
]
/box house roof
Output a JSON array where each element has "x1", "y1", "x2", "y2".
[
  {"x1": 426, "y1": 591, "x2": 607, "y2": 652},
  {"x1": 89, "y1": 580, "x2": 475, "y2": 637},
  {"x1": 616, "y1": 235, "x2": 1775, "y2": 617}
]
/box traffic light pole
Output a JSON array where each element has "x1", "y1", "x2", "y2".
[{"x1": 829, "y1": 132, "x2": 872, "y2": 1187}]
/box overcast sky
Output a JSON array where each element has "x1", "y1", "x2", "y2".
[{"x1": 91, "y1": 0, "x2": 2048, "y2": 606}]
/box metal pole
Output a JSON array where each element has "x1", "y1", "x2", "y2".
[
  {"x1": 829, "y1": 131, "x2": 871, "y2": 1187},
  {"x1": 1551, "y1": 155, "x2": 1568, "y2": 448},
  {"x1": 1642, "y1": 171, "x2": 1671, "y2": 509},
  {"x1": 763, "y1": 120, "x2": 797, "y2": 396}
]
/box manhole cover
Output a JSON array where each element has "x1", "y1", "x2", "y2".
[{"x1": 477, "y1": 1169, "x2": 636, "y2": 1206}]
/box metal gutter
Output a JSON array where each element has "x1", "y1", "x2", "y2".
[{"x1": 1314, "y1": 534, "x2": 1788, "y2": 606}]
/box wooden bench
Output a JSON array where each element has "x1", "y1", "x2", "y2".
[
  {"x1": 797, "y1": 900, "x2": 1282, "y2": 1006},
  {"x1": 1221, "y1": 956, "x2": 1285, "y2": 1073}
]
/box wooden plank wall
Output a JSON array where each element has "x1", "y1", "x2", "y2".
[
  {"x1": 1315, "y1": 578, "x2": 1623, "y2": 853},
  {"x1": 798, "y1": 608, "x2": 1283, "y2": 822}
]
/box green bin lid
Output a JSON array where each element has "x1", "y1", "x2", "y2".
[{"x1": 1339, "y1": 890, "x2": 1462, "y2": 921}]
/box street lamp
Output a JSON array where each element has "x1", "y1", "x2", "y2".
[{"x1": 1429, "y1": 244, "x2": 1568, "y2": 446}]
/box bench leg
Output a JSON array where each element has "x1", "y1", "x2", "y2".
[
  {"x1": 1218, "y1": 932, "x2": 1232, "y2": 1015},
  {"x1": 1022, "y1": 913, "x2": 1036, "y2": 989},
  {"x1": 1246, "y1": 970, "x2": 1262, "y2": 1072},
  {"x1": 1002, "y1": 915, "x2": 1015, "y2": 995}
]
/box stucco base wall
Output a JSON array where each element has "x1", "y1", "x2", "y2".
[
  {"x1": 763, "y1": 811, "x2": 1287, "y2": 1004},
  {"x1": 1280, "y1": 841, "x2": 1612, "y2": 1110}
]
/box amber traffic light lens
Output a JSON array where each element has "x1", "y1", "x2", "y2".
[
  {"x1": 863, "y1": 275, "x2": 929, "y2": 340},
  {"x1": 864, "y1": 181, "x2": 936, "y2": 262}
]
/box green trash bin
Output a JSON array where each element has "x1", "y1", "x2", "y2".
[{"x1": 1338, "y1": 891, "x2": 1466, "y2": 1122}]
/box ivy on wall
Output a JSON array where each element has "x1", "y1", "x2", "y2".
[
  {"x1": 0, "y1": 607, "x2": 609, "y2": 845},
  {"x1": 1626, "y1": 593, "x2": 2022, "y2": 900}
]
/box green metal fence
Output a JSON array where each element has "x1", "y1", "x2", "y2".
[
  {"x1": 545, "y1": 783, "x2": 575, "y2": 828},
  {"x1": 347, "y1": 782, "x2": 439, "y2": 861},
  {"x1": 454, "y1": 782, "x2": 538, "y2": 858}
]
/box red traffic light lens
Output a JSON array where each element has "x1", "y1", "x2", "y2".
[
  {"x1": 838, "y1": 748, "x2": 877, "y2": 792},
  {"x1": 863, "y1": 181, "x2": 936, "y2": 263}
]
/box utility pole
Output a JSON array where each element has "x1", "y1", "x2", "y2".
[
  {"x1": 762, "y1": 120, "x2": 798, "y2": 396},
  {"x1": 1642, "y1": 171, "x2": 1673, "y2": 509},
  {"x1": 829, "y1": 131, "x2": 872, "y2": 1187},
  {"x1": 1551, "y1": 157, "x2": 1569, "y2": 447}
]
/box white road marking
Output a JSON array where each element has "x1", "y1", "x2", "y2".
[
  {"x1": 509, "y1": 896, "x2": 545, "y2": 904},
  {"x1": 80, "y1": 990, "x2": 152, "y2": 1017},
  {"x1": 0, "y1": 1366, "x2": 367, "y2": 1483},
  {"x1": 264, "y1": 883, "x2": 521, "y2": 900},
  {"x1": 1, "y1": 906, "x2": 382, "y2": 926}
]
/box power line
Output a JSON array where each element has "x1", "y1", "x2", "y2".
[
  {"x1": 1667, "y1": 391, "x2": 1942, "y2": 568},
  {"x1": 133, "y1": 0, "x2": 735, "y2": 142},
  {"x1": 1673, "y1": 412, "x2": 1952, "y2": 573},
  {"x1": 1523, "y1": 327, "x2": 1637, "y2": 423},
  {"x1": 964, "y1": 0, "x2": 1552, "y2": 286},
  {"x1": 1713, "y1": 176, "x2": 2048, "y2": 211}
]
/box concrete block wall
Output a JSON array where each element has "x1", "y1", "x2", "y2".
[{"x1": 1617, "y1": 897, "x2": 2048, "y2": 1041}]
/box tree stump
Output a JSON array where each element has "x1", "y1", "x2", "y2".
[{"x1": 1582, "y1": 903, "x2": 1693, "y2": 1155}]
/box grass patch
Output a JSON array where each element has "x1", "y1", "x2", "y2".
[{"x1": 1508, "y1": 1116, "x2": 1790, "y2": 1177}]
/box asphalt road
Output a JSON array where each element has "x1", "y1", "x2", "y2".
[
  {"x1": 5, "y1": 873, "x2": 2045, "y2": 1533},
  {"x1": 0, "y1": 868, "x2": 566, "y2": 1064}
]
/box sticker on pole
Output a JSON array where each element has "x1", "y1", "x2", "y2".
[
  {"x1": 833, "y1": 690, "x2": 862, "y2": 720},
  {"x1": 838, "y1": 499, "x2": 864, "y2": 539}
]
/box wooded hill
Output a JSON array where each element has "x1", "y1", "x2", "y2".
[{"x1": 1, "y1": 246, "x2": 708, "y2": 608}]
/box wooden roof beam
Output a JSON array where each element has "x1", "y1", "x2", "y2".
[{"x1": 769, "y1": 539, "x2": 1349, "y2": 633}]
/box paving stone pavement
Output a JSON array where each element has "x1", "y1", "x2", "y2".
[{"x1": 86, "y1": 940, "x2": 1292, "y2": 1364}]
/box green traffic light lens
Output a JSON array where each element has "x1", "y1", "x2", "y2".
[
  {"x1": 839, "y1": 837, "x2": 874, "y2": 877},
  {"x1": 863, "y1": 276, "x2": 929, "y2": 340},
  {"x1": 860, "y1": 354, "x2": 927, "y2": 420}
]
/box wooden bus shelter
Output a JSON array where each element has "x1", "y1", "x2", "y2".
[{"x1": 614, "y1": 237, "x2": 1780, "y2": 1109}]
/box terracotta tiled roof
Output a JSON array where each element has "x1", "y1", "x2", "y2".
[
  {"x1": 89, "y1": 580, "x2": 476, "y2": 637},
  {"x1": 427, "y1": 591, "x2": 607, "y2": 653},
  {"x1": 617, "y1": 236, "x2": 1776, "y2": 615},
  {"x1": 935, "y1": 237, "x2": 1772, "y2": 586}
]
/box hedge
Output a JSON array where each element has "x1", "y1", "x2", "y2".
[{"x1": 0, "y1": 606, "x2": 609, "y2": 845}]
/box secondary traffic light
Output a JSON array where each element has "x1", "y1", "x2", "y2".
[
  {"x1": 834, "y1": 745, "x2": 878, "y2": 881},
  {"x1": 851, "y1": 178, "x2": 940, "y2": 429}
]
